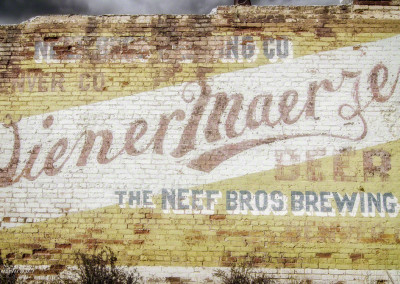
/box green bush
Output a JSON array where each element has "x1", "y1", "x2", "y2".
[{"x1": 0, "y1": 256, "x2": 20, "y2": 284}]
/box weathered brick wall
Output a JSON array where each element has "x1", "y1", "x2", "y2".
[{"x1": 0, "y1": 4, "x2": 400, "y2": 283}]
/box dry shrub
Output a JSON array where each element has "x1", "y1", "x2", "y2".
[
  {"x1": 0, "y1": 256, "x2": 20, "y2": 284},
  {"x1": 59, "y1": 247, "x2": 142, "y2": 284},
  {"x1": 214, "y1": 260, "x2": 276, "y2": 284}
]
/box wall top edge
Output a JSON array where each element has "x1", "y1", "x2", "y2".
[{"x1": 0, "y1": 3, "x2": 399, "y2": 28}]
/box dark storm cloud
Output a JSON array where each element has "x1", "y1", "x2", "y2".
[
  {"x1": 85, "y1": 0, "x2": 340, "y2": 15},
  {"x1": 0, "y1": 0, "x2": 340, "y2": 25},
  {"x1": 0, "y1": 0, "x2": 90, "y2": 24}
]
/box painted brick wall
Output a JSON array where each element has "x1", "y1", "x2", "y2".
[{"x1": 0, "y1": 4, "x2": 400, "y2": 283}]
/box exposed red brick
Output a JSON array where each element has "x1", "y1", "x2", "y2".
[
  {"x1": 104, "y1": 240, "x2": 124, "y2": 245},
  {"x1": 278, "y1": 257, "x2": 297, "y2": 263},
  {"x1": 284, "y1": 262, "x2": 296, "y2": 268},
  {"x1": 44, "y1": 36, "x2": 60, "y2": 42},
  {"x1": 22, "y1": 254, "x2": 31, "y2": 259},
  {"x1": 19, "y1": 243, "x2": 42, "y2": 249},
  {"x1": 135, "y1": 229, "x2": 150, "y2": 234},
  {"x1": 233, "y1": 231, "x2": 250, "y2": 236},
  {"x1": 32, "y1": 269, "x2": 48, "y2": 276},
  {"x1": 85, "y1": 239, "x2": 99, "y2": 244},
  {"x1": 6, "y1": 253, "x2": 15, "y2": 259},
  {"x1": 2, "y1": 217, "x2": 11, "y2": 222},
  {"x1": 315, "y1": 27, "x2": 334, "y2": 38},
  {"x1": 87, "y1": 228, "x2": 103, "y2": 233},
  {"x1": 209, "y1": 214, "x2": 226, "y2": 220},
  {"x1": 316, "y1": 253, "x2": 332, "y2": 258},
  {"x1": 32, "y1": 248, "x2": 48, "y2": 255},
  {"x1": 217, "y1": 230, "x2": 230, "y2": 236},
  {"x1": 350, "y1": 253, "x2": 363, "y2": 261},
  {"x1": 55, "y1": 243, "x2": 72, "y2": 249},
  {"x1": 252, "y1": 257, "x2": 264, "y2": 264},
  {"x1": 49, "y1": 264, "x2": 66, "y2": 273}
]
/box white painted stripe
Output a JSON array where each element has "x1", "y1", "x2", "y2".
[
  {"x1": 1, "y1": 35, "x2": 400, "y2": 227},
  {"x1": 15, "y1": 265, "x2": 400, "y2": 284}
]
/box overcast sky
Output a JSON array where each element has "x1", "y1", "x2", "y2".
[{"x1": 0, "y1": 0, "x2": 341, "y2": 25}]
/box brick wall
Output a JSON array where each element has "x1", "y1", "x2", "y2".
[{"x1": 0, "y1": 4, "x2": 400, "y2": 283}]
